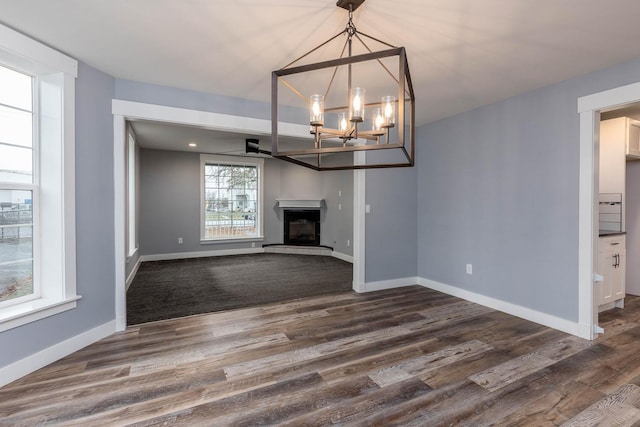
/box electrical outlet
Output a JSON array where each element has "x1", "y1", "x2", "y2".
[
  {"x1": 338, "y1": 190, "x2": 342, "y2": 197},
  {"x1": 365, "y1": 204, "x2": 371, "y2": 213},
  {"x1": 347, "y1": 239, "x2": 350, "y2": 247},
  {"x1": 466, "y1": 264, "x2": 472, "y2": 275},
  {"x1": 178, "y1": 237, "x2": 183, "y2": 244},
  {"x1": 338, "y1": 203, "x2": 342, "y2": 210}
]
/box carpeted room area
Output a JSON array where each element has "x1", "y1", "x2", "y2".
[{"x1": 126, "y1": 253, "x2": 353, "y2": 325}]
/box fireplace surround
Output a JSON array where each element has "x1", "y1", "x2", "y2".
[{"x1": 283, "y1": 209, "x2": 320, "y2": 246}]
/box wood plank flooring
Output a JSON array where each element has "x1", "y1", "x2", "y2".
[{"x1": 3, "y1": 286, "x2": 640, "y2": 426}]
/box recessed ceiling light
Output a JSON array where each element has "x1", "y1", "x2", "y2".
[{"x1": 188, "y1": 143, "x2": 197, "y2": 147}]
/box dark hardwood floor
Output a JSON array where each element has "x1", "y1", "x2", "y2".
[{"x1": 2, "y1": 286, "x2": 640, "y2": 426}]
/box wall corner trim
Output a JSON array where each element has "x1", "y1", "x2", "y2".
[
  {"x1": 331, "y1": 251, "x2": 354, "y2": 264},
  {"x1": 418, "y1": 277, "x2": 586, "y2": 339},
  {"x1": 0, "y1": 320, "x2": 116, "y2": 388},
  {"x1": 125, "y1": 257, "x2": 142, "y2": 291}
]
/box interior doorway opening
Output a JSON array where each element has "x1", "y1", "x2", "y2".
[
  {"x1": 578, "y1": 81, "x2": 640, "y2": 340},
  {"x1": 113, "y1": 101, "x2": 363, "y2": 330},
  {"x1": 593, "y1": 104, "x2": 640, "y2": 326}
]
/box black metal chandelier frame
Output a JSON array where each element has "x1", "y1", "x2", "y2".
[{"x1": 271, "y1": 0, "x2": 415, "y2": 171}]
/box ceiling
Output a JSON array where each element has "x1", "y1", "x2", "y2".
[
  {"x1": 130, "y1": 120, "x2": 302, "y2": 156},
  {"x1": 3, "y1": 0, "x2": 640, "y2": 152}
]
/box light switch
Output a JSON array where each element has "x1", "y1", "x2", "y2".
[{"x1": 365, "y1": 204, "x2": 371, "y2": 213}]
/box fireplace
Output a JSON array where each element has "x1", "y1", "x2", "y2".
[{"x1": 284, "y1": 209, "x2": 320, "y2": 246}]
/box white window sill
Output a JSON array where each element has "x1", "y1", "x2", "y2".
[
  {"x1": 0, "y1": 295, "x2": 82, "y2": 333},
  {"x1": 200, "y1": 236, "x2": 264, "y2": 245}
]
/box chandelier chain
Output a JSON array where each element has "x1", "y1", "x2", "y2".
[{"x1": 346, "y1": 4, "x2": 357, "y2": 39}]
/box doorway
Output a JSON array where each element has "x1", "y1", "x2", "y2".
[
  {"x1": 112, "y1": 100, "x2": 365, "y2": 330},
  {"x1": 578, "y1": 81, "x2": 640, "y2": 339}
]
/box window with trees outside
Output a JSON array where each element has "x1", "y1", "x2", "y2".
[
  {"x1": 200, "y1": 154, "x2": 263, "y2": 241},
  {"x1": 0, "y1": 64, "x2": 35, "y2": 306}
]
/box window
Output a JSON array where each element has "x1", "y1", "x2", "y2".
[
  {"x1": 0, "y1": 23, "x2": 78, "y2": 331},
  {"x1": 200, "y1": 154, "x2": 263, "y2": 241},
  {"x1": 0, "y1": 65, "x2": 35, "y2": 307}
]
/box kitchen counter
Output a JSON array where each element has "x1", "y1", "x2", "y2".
[{"x1": 599, "y1": 230, "x2": 626, "y2": 237}]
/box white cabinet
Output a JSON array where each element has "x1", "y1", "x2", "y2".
[
  {"x1": 601, "y1": 116, "x2": 640, "y2": 161},
  {"x1": 627, "y1": 120, "x2": 640, "y2": 158},
  {"x1": 598, "y1": 235, "x2": 626, "y2": 309}
]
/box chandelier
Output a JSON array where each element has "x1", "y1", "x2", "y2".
[{"x1": 271, "y1": 0, "x2": 415, "y2": 170}]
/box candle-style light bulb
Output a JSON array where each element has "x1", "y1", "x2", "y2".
[
  {"x1": 353, "y1": 95, "x2": 361, "y2": 112},
  {"x1": 381, "y1": 95, "x2": 395, "y2": 127},
  {"x1": 372, "y1": 108, "x2": 384, "y2": 134},
  {"x1": 338, "y1": 112, "x2": 348, "y2": 132},
  {"x1": 376, "y1": 113, "x2": 384, "y2": 129},
  {"x1": 350, "y1": 87, "x2": 365, "y2": 122},
  {"x1": 309, "y1": 94, "x2": 324, "y2": 126},
  {"x1": 384, "y1": 103, "x2": 392, "y2": 118}
]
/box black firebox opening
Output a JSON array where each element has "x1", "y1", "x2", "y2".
[{"x1": 284, "y1": 209, "x2": 320, "y2": 246}]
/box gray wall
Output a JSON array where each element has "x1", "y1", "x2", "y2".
[
  {"x1": 272, "y1": 161, "x2": 353, "y2": 255},
  {"x1": 322, "y1": 169, "x2": 354, "y2": 256},
  {"x1": 365, "y1": 166, "x2": 417, "y2": 282},
  {"x1": 627, "y1": 160, "x2": 640, "y2": 295},
  {"x1": 139, "y1": 149, "x2": 200, "y2": 254},
  {"x1": 139, "y1": 149, "x2": 354, "y2": 257},
  {"x1": 417, "y1": 57, "x2": 640, "y2": 322},
  {"x1": 0, "y1": 62, "x2": 115, "y2": 367}
]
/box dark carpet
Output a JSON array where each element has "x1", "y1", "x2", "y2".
[{"x1": 126, "y1": 253, "x2": 353, "y2": 325}]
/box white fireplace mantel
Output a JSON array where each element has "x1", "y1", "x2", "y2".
[{"x1": 277, "y1": 199, "x2": 324, "y2": 209}]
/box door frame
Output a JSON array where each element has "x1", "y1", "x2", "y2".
[
  {"x1": 578, "y1": 81, "x2": 640, "y2": 339},
  {"x1": 112, "y1": 100, "x2": 365, "y2": 331}
]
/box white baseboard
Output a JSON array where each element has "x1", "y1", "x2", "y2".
[
  {"x1": 418, "y1": 277, "x2": 582, "y2": 337},
  {"x1": 0, "y1": 320, "x2": 116, "y2": 388},
  {"x1": 139, "y1": 248, "x2": 352, "y2": 264},
  {"x1": 358, "y1": 276, "x2": 419, "y2": 293},
  {"x1": 140, "y1": 247, "x2": 265, "y2": 262},
  {"x1": 331, "y1": 251, "x2": 354, "y2": 263},
  {"x1": 125, "y1": 257, "x2": 142, "y2": 291}
]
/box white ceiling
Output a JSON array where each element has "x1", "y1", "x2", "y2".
[{"x1": 3, "y1": 0, "x2": 640, "y2": 151}]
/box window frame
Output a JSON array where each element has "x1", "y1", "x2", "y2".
[
  {"x1": 200, "y1": 154, "x2": 264, "y2": 243},
  {"x1": 0, "y1": 23, "x2": 79, "y2": 332}
]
